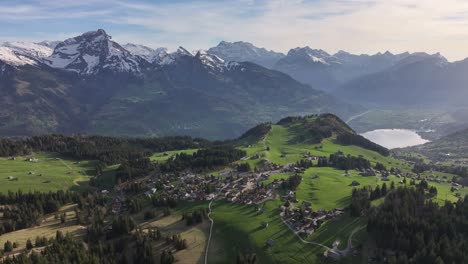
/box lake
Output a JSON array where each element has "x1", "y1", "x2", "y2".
[{"x1": 360, "y1": 129, "x2": 430, "y2": 149}]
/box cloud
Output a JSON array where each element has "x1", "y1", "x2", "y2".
[{"x1": 1, "y1": 0, "x2": 468, "y2": 61}]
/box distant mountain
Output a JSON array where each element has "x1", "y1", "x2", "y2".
[
  {"x1": 333, "y1": 53, "x2": 468, "y2": 107},
  {"x1": 207, "y1": 41, "x2": 285, "y2": 68},
  {"x1": 122, "y1": 43, "x2": 168, "y2": 63},
  {"x1": 42, "y1": 29, "x2": 148, "y2": 75},
  {"x1": 37, "y1": 40, "x2": 61, "y2": 49},
  {"x1": 273, "y1": 47, "x2": 413, "y2": 91},
  {"x1": 0, "y1": 29, "x2": 360, "y2": 139},
  {"x1": 1, "y1": 41, "x2": 53, "y2": 58},
  {"x1": 89, "y1": 48, "x2": 361, "y2": 139},
  {"x1": 273, "y1": 47, "x2": 341, "y2": 91}
]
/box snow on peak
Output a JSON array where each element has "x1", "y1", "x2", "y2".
[
  {"x1": 282, "y1": 46, "x2": 341, "y2": 66},
  {"x1": 195, "y1": 50, "x2": 225, "y2": 71},
  {"x1": 123, "y1": 43, "x2": 168, "y2": 63},
  {"x1": 207, "y1": 41, "x2": 284, "y2": 68},
  {"x1": 43, "y1": 29, "x2": 143, "y2": 75},
  {"x1": 2, "y1": 41, "x2": 53, "y2": 58},
  {"x1": 0, "y1": 47, "x2": 37, "y2": 66},
  {"x1": 37, "y1": 40, "x2": 61, "y2": 50}
]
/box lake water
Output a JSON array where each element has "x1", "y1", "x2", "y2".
[{"x1": 360, "y1": 129, "x2": 430, "y2": 149}]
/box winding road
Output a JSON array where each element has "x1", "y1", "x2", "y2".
[
  {"x1": 346, "y1": 110, "x2": 371, "y2": 124},
  {"x1": 204, "y1": 199, "x2": 215, "y2": 264},
  {"x1": 281, "y1": 215, "x2": 365, "y2": 259}
]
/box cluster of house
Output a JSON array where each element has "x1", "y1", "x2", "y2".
[
  {"x1": 280, "y1": 203, "x2": 344, "y2": 237},
  {"x1": 222, "y1": 176, "x2": 274, "y2": 204},
  {"x1": 143, "y1": 173, "x2": 225, "y2": 202},
  {"x1": 359, "y1": 168, "x2": 377, "y2": 176}
]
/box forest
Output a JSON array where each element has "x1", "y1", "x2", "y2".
[{"x1": 367, "y1": 188, "x2": 468, "y2": 264}]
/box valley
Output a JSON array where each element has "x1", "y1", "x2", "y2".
[
  {"x1": 0, "y1": 14, "x2": 468, "y2": 264},
  {"x1": 0, "y1": 114, "x2": 466, "y2": 263}
]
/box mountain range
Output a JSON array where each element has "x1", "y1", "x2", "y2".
[
  {"x1": 0, "y1": 29, "x2": 360, "y2": 139},
  {"x1": 1, "y1": 29, "x2": 468, "y2": 139}
]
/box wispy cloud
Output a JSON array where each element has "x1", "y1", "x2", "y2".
[{"x1": 1, "y1": 0, "x2": 468, "y2": 60}]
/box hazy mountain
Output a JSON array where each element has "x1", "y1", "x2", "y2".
[
  {"x1": 273, "y1": 47, "x2": 413, "y2": 91},
  {"x1": 207, "y1": 41, "x2": 285, "y2": 68},
  {"x1": 333, "y1": 53, "x2": 468, "y2": 107},
  {"x1": 0, "y1": 29, "x2": 360, "y2": 139},
  {"x1": 273, "y1": 47, "x2": 341, "y2": 91}
]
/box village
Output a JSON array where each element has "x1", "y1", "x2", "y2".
[{"x1": 108, "y1": 152, "x2": 350, "y2": 239}]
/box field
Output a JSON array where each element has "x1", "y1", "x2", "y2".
[
  {"x1": 0, "y1": 204, "x2": 85, "y2": 254},
  {"x1": 241, "y1": 125, "x2": 411, "y2": 171},
  {"x1": 0, "y1": 153, "x2": 97, "y2": 193},
  {"x1": 150, "y1": 149, "x2": 198, "y2": 162},
  {"x1": 207, "y1": 123, "x2": 466, "y2": 263},
  {"x1": 137, "y1": 202, "x2": 211, "y2": 264}
]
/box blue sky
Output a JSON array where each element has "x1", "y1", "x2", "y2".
[{"x1": 2, "y1": 0, "x2": 468, "y2": 61}]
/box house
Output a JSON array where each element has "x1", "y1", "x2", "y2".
[
  {"x1": 302, "y1": 201, "x2": 312, "y2": 208},
  {"x1": 266, "y1": 239, "x2": 275, "y2": 247},
  {"x1": 28, "y1": 157, "x2": 39, "y2": 163},
  {"x1": 261, "y1": 221, "x2": 269, "y2": 228},
  {"x1": 351, "y1": 181, "x2": 360, "y2": 186}
]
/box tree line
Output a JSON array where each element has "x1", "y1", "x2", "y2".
[
  {"x1": 368, "y1": 188, "x2": 468, "y2": 264},
  {"x1": 159, "y1": 146, "x2": 246, "y2": 173}
]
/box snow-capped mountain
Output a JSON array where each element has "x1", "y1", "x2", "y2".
[
  {"x1": 42, "y1": 29, "x2": 146, "y2": 75},
  {"x1": 207, "y1": 41, "x2": 284, "y2": 68},
  {"x1": 122, "y1": 43, "x2": 168, "y2": 63},
  {"x1": 1, "y1": 41, "x2": 53, "y2": 58},
  {"x1": 37, "y1": 40, "x2": 61, "y2": 49},
  {"x1": 0, "y1": 46, "x2": 38, "y2": 66},
  {"x1": 279, "y1": 46, "x2": 340, "y2": 66}
]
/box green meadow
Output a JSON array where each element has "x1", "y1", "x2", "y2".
[
  {"x1": 150, "y1": 149, "x2": 198, "y2": 162},
  {"x1": 207, "y1": 123, "x2": 466, "y2": 263},
  {"x1": 0, "y1": 153, "x2": 96, "y2": 193}
]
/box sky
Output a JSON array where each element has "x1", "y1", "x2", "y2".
[{"x1": 2, "y1": 0, "x2": 468, "y2": 61}]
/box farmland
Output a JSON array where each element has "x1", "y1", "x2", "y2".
[{"x1": 0, "y1": 153, "x2": 97, "y2": 193}]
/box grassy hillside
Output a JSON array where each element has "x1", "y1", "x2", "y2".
[
  {"x1": 0, "y1": 153, "x2": 96, "y2": 193},
  {"x1": 206, "y1": 114, "x2": 466, "y2": 263}
]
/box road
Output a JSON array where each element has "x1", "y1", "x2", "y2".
[
  {"x1": 204, "y1": 199, "x2": 215, "y2": 264},
  {"x1": 204, "y1": 183, "x2": 230, "y2": 264},
  {"x1": 280, "y1": 217, "x2": 331, "y2": 250},
  {"x1": 346, "y1": 110, "x2": 371, "y2": 123},
  {"x1": 281, "y1": 215, "x2": 365, "y2": 260}
]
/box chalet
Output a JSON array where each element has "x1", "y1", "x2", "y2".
[
  {"x1": 351, "y1": 181, "x2": 360, "y2": 186},
  {"x1": 266, "y1": 239, "x2": 275, "y2": 247}
]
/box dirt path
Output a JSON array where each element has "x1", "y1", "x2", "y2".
[{"x1": 280, "y1": 217, "x2": 331, "y2": 250}]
